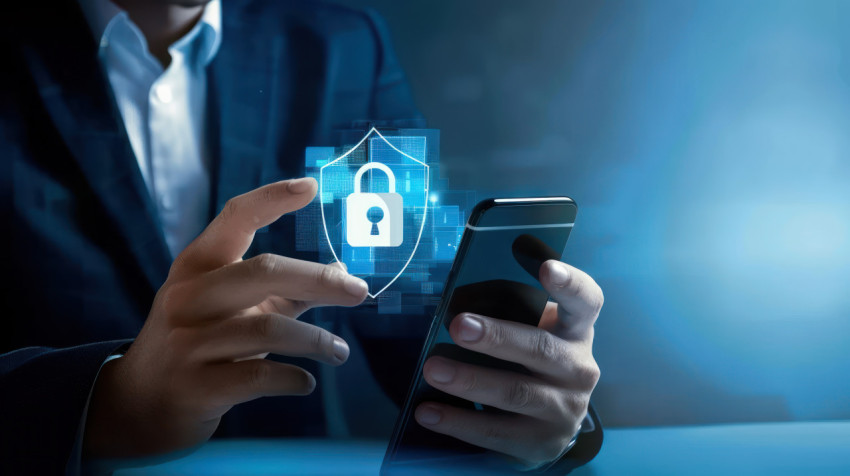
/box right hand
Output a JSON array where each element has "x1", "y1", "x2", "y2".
[{"x1": 83, "y1": 177, "x2": 368, "y2": 459}]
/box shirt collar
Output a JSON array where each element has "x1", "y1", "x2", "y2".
[{"x1": 78, "y1": 0, "x2": 222, "y2": 66}]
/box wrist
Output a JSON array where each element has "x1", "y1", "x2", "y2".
[{"x1": 520, "y1": 422, "x2": 582, "y2": 473}]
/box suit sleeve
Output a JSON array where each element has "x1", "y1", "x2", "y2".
[{"x1": 0, "y1": 341, "x2": 131, "y2": 475}]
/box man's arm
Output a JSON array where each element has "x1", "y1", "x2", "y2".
[
  {"x1": 2, "y1": 179, "x2": 369, "y2": 472},
  {"x1": 82, "y1": 178, "x2": 368, "y2": 460},
  {"x1": 0, "y1": 342, "x2": 130, "y2": 475}
]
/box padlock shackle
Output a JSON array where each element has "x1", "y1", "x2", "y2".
[{"x1": 354, "y1": 162, "x2": 396, "y2": 194}]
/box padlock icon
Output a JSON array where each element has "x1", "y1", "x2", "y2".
[{"x1": 346, "y1": 162, "x2": 404, "y2": 247}]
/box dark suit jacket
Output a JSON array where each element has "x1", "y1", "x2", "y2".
[{"x1": 0, "y1": 1, "x2": 601, "y2": 474}]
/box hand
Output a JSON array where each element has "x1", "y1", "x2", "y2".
[
  {"x1": 83, "y1": 178, "x2": 369, "y2": 459},
  {"x1": 415, "y1": 260, "x2": 603, "y2": 468}
]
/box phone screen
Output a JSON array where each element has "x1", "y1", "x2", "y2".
[{"x1": 382, "y1": 197, "x2": 577, "y2": 472}]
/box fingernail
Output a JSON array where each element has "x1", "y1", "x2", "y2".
[
  {"x1": 287, "y1": 177, "x2": 314, "y2": 193},
  {"x1": 344, "y1": 275, "x2": 368, "y2": 297},
  {"x1": 547, "y1": 260, "x2": 570, "y2": 287},
  {"x1": 416, "y1": 405, "x2": 442, "y2": 426},
  {"x1": 333, "y1": 337, "x2": 350, "y2": 363},
  {"x1": 427, "y1": 359, "x2": 456, "y2": 384},
  {"x1": 458, "y1": 314, "x2": 484, "y2": 343},
  {"x1": 304, "y1": 372, "x2": 317, "y2": 393}
]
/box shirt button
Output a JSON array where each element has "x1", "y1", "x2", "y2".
[{"x1": 154, "y1": 84, "x2": 173, "y2": 104}]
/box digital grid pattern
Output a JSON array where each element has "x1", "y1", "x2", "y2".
[{"x1": 296, "y1": 128, "x2": 478, "y2": 313}]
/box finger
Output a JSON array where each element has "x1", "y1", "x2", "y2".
[
  {"x1": 172, "y1": 178, "x2": 318, "y2": 278},
  {"x1": 192, "y1": 313, "x2": 350, "y2": 366},
  {"x1": 254, "y1": 260, "x2": 353, "y2": 318},
  {"x1": 202, "y1": 359, "x2": 316, "y2": 407},
  {"x1": 449, "y1": 313, "x2": 595, "y2": 383},
  {"x1": 415, "y1": 403, "x2": 570, "y2": 467},
  {"x1": 258, "y1": 296, "x2": 342, "y2": 319},
  {"x1": 181, "y1": 254, "x2": 368, "y2": 320},
  {"x1": 252, "y1": 259, "x2": 350, "y2": 317},
  {"x1": 255, "y1": 295, "x2": 311, "y2": 319},
  {"x1": 538, "y1": 260, "x2": 603, "y2": 342},
  {"x1": 261, "y1": 261, "x2": 351, "y2": 317},
  {"x1": 422, "y1": 356, "x2": 561, "y2": 418}
]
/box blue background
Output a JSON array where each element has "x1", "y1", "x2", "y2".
[{"x1": 336, "y1": 0, "x2": 850, "y2": 427}]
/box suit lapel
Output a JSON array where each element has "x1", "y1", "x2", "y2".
[
  {"x1": 209, "y1": 4, "x2": 330, "y2": 213},
  {"x1": 20, "y1": 3, "x2": 171, "y2": 292},
  {"x1": 207, "y1": 5, "x2": 281, "y2": 213}
]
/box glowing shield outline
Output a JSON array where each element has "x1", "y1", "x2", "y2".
[{"x1": 319, "y1": 127, "x2": 430, "y2": 298}]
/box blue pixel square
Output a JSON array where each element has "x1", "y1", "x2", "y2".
[
  {"x1": 345, "y1": 246, "x2": 375, "y2": 275},
  {"x1": 306, "y1": 147, "x2": 335, "y2": 168},
  {"x1": 434, "y1": 205, "x2": 460, "y2": 227},
  {"x1": 434, "y1": 228, "x2": 462, "y2": 261}
]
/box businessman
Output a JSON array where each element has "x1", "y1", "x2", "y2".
[{"x1": 1, "y1": 0, "x2": 604, "y2": 474}]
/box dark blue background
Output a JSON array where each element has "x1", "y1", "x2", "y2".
[{"x1": 336, "y1": 0, "x2": 850, "y2": 427}]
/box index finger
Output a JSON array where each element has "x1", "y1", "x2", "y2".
[
  {"x1": 538, "y1": 260, "x2": 603, "y2": 342},
  {"x1": 172, "y1": 178, "x2": 317, "y2": 278}
]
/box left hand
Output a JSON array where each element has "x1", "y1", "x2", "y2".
[{"x1": 415, "y1": 259, "x2": 603, "y2": 468}]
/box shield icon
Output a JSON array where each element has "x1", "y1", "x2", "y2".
[{"x1": 319, "y1": 128, "x2": 430, "y2": 298}]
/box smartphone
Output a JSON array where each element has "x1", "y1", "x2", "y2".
[{"x1": 381, "y1": 197, "x2": 578, "y2": 474}]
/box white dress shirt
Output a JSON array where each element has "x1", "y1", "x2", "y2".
[{"x1": 79, "y1": 0, "x2": 222, "y2": 259}]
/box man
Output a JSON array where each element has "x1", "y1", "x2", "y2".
[{"x1": 0, "y1": 0, "x2": 604, "y2": 474}]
